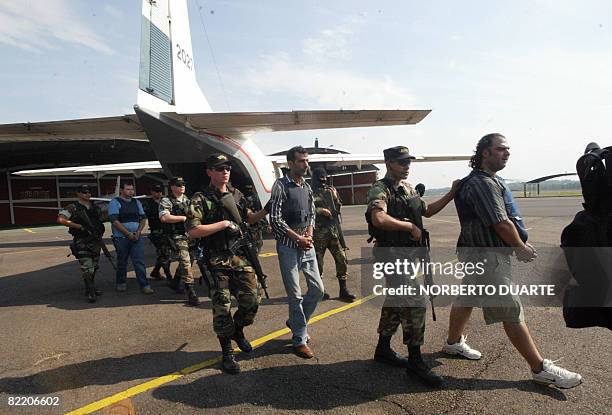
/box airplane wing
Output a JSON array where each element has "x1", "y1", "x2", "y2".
[
  {"x1": 163, "y1": 109, "x2": 431, "y2": 138},
  {"x1": 268, "y1": 153, "x2": 471, "y2": 168},
  {"x1": 0, "y1": 115, "x2": 146, "y2": 142},
  {"x1": 0, "y1": 109, "x2": 429, "y2": 143},
  {"x1": 13, "y1": 161, "x2": 163, "y2": 177}
]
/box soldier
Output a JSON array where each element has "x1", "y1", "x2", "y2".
[
  {"x1": 160, "y1": 177, "x2": 199, "y2": 306},
  {"x1": 366, "y1": 146, "x2": 459, "y2": 387},
  {"x1": 186, "y1": 153, "x2": 268, "y2": 374},
  {"x1": 142, "y1": 184, "x2": 172, "y2": 280},
  {"x1": 243, "y1": 183, "x2": 269, "y2": 253},
  {"x1": 57, "y1": 185, "x2": 105, "y2": 303},
  {"x1": 311, "y1": 167, "x2": 356, "y2": 302}
]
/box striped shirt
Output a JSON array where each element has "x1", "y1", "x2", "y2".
[
  {"x1": 456, "y1": 169, "x2": 509, "y2": 248},
  {"x1": 269, "y1": 174, "x2": 315, "y2": 249}
]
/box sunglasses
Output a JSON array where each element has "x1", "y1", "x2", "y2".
[
  {"x1": 213, "y1": 165, "x2": 232, "y2": 172},
  {"x1": 395, "y1": 159, "x2": 412, "y2": 166}
]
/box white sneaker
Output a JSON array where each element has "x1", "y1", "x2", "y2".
[
  {"x1": 442, "y1": 335, "x2": 482, "y2": 360},
  {"x1": 532, "y1": 359, "x2": 582, "y2": 389}
]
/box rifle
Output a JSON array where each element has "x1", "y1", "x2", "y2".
[
  {"x1": 322, "y1": 187, "x2": 348, "y2": 250},
  {"x1": 195, "y1": 244, "x2": 214, "y2": 294},
  {"x1": 421, "y1": 229, "x2": 436, "y2": 321},
  {"x1": 72, "y1": 208, "x2": 117, "y2": 270},
  {"x1": 219, "y1": 193, "x2": 270, "y2": 299}
]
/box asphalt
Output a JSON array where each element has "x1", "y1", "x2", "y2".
[{"x1": 0, "y1": 196, "x2": 610, "y2": 415}]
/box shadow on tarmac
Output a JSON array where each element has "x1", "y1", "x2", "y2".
[
  {"x1": 150, "y1": 343, "x2": 567, "y2": 411},
  {"x1": 0, "y1": 258, "x2": 290, "y2": 310},
  {"x1": 0, "y1": 340, "x2": 567, "y2": 408},
  {"x1": 0, "y1": 350, "x2": 218, "y2": 395},
  {"x1": 0, "y1": 251, "x2": 291, "y2": 310},
  {"x1": 0, "y1": 239, "x2": 74, "y2": 249}
]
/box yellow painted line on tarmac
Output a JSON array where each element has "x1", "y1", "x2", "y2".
[
  {"x1": 258, "y1": 252, "x2": 278, "y2": 258},
  {"x1": 21, "y1": 227, "x2": 35, "y2": 233},
  {"x1": 64, "y1": 294, "x2": 377, "y2": 415}
]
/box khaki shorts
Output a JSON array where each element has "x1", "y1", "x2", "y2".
[{"x1": 454, "y1": 252, "x2": 524, "y2": 325}]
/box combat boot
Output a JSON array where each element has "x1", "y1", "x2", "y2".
[
  {"x1": 167, "y1": 275, "x2": 184, "y2": 294},
  {"x1": 185, "y1": 283, "x2": 200, "y2": 306},
  {"x1": 374, "y1": 335, "x2": 410, "y2": 367},
  {"x1": 150, "y1": 265, "x2": 164, "y2": 280},
  {"x1": 406, "y1": 346, "x2": 443, "y2": 388},
  {"x1": 232, "y1": 326, "x2": 253, "y2": 353},
  {"x1": 338, "y1": 279, "x2": 356, "y2": 302},
  {"x1": 218, "y1": 336, "x2": 240, "y2": 374},
  {"x1": 83, "y1": 278, "x2": 96, "y2": 303}
]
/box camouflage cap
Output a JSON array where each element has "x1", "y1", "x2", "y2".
[
  {"x1": 206, "y1": 153, "x2": 231, "y2": 168},
  {"x1": 383, "y1": 146, "x2": 416, "y2": 161},
  {"x1": 169, "y1": 177, "x2": 185, "y2": 186}
]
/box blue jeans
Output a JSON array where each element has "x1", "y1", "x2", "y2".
[
  {"x1": 277, "y1": 242, "x2": 324, "y2": 346},
  {"x1": 113, "y1": 237, "x2": 149, "y2": 288}
]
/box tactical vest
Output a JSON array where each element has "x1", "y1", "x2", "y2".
[
  {"x1": 366, "y1": 178, "x2": 423, "y2": 247},
  {"x1": 114, "y1": 197, "x2": 141, "y2": 223},
  {"x1": 281, "y1": 178, "x2": 312, "y2": 228},
  {"x1": 162, "y1": 196, "x2": 190, "y2": 235},
  {"x1": 198, "y1": 188, "x2": 244, "y2": 254},
  {"x1": 143, "y1": 199, "x2": 162, "y2": 231},
  {"x1": 68, "y1": 202, "x2": 104, "y2": 238},
  {"x1": 314, "y1": 186, "x2": 336, "y2": 228}
]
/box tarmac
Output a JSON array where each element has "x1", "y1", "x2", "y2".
[{"x1": 0, "y1": 196, "x2": 610, "y2": 415}]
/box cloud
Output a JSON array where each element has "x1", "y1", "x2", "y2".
[
  {"x1": 242, "y1": 53, "x2": 416, "y2": 109},
  {"x1": 302, "y1": 14, "x2": 366, "y2": 62},
  {"x1": 0, "y1": 0, "x2": 113, "y2": 54},
  {"x1": 228, "y1": 15, "x2": 416, "y2": 110}
]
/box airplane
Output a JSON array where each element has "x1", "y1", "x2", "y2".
[{"x1": 2, "y1": 0, "x2": 470, "y2": 203}]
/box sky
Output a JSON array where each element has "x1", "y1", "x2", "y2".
[{"x1": 1, "y1": 0, "x2": 612, "y2": 187}]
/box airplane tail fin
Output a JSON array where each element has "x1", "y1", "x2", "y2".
[{"x1": 137, "y1": 0, "x2": 212, "y2": 114}]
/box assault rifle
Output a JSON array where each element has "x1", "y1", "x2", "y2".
[
  {"x1": 70, "y1": 210, "x2": 116, "y2": 270},
  {"x1": 219, "y1": 193, "x2": 270, "y2": 299},
  {"x1": 421, "y1": 229, "x2": 436, "y2": 321},
  {"x1": 323, "y1": 187, "x2": 348, "y2": 250}
]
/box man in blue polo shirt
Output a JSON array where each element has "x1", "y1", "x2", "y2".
[{"x1": 108, "y1": 182, "x2": 153, "y2": 294}]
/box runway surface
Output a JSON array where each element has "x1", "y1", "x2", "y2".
[{"x1": 0, "y1": 196, "x2": 610, "y2": 414}]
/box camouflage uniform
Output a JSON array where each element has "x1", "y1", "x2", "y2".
[
  {"x1": 313, "y1": 184, "x2": 348, "y2": 280},
  {"x1": 366, "y1": 173, "x2": 428, "y2": 347},
  {"x1": 142, "y1": 197, "x2": 172, "y2": 278},
  {"x1": 186, "y1": 185, "x2": 259, "y2": 337},
  {"x1": 160, "y1": 194, "x2": 195, "y2": 285},
  {"x1": 59, "y1": 202, "x2": 105, "y2": 294}
]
